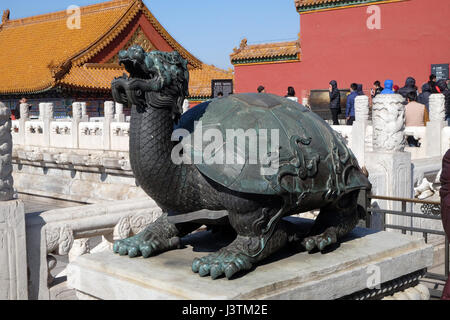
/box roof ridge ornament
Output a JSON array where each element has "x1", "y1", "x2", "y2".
[
  {"x1": 2, "y1": 10, "x2": 10, "y2": 25},
  {"x1": 240, "y1": 38, "x2": 248, "y2": 49}
]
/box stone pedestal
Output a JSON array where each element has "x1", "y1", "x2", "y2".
[
  {"x1": 67, "y1": 221, "x2": 432, "y2": 300},
  {"x1": 366, "y1": 151, "x2": 412, "y2": 227}
]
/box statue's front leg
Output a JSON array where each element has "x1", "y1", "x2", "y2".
[
  {"x1": 113, "y1": 212, "x2": 199, "y2": 258},
  {"x1": 192, "y1": 207, "x2": 291, "y2": 280}
]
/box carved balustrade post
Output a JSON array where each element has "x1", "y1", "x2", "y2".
[
  {"x1": 103, "y1": 101, "x2": 115, "y2": 150},
  {"x1": 43, "y1": 103, "x2": 54, "y2": 147},
  {"x1": 115, "y1": 102, "x2": 125, "y2": 122},
  {"x1": 426, "y1": 94, "x2": 446, "y2": 157},
  {"x1": 17, "y1": 102, "x2": 29, "y2": 145},
  {"x1": 0, "y1": 102, "x2": 27, "y2": 300},
  {"x1": 71, "y1": 102, "x2": 83, "y2": 149},
  {"x1": 352, "y1": 95, "x2": 369, "y2": 166},
  {"x1": 366, "y1": 94, "x2": 412, "y2": 227}
]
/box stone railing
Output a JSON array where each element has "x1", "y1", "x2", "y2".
[
  {"x1": 26, "y1": 197, "x2": 163, "y2": 300},
  {"x1": 12, "y1": 101, "x2": 129, "y2": 152},
  {"x1": 331, "y1": 94, "x2": 448, "y2": 163}
]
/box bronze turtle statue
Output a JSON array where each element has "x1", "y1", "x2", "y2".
[{"x1": 111, "y1": 45, "x2": 372, "y2": 280}]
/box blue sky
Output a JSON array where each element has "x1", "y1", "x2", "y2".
[{"x1": 0, "y1": 0, "x2": 300, "y2": 69}]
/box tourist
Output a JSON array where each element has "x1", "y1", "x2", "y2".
[
  {"x1": 439, "y1": 149, "x2": 450, "y2": 300},
  {"x1": 285, "y1": 86, "x2": 298, "y2": 102},
  {"x1": 257, "y1": 85, "x2": 265, "y2": 93},
  {"x1": 393, "y1": 85, "x2": 400, "y2": 93},
  {"x1": 436, "y1": 79, "x2": 450, "y2": 124},
  {"x1": 345, "y1": 83, "x2": 358, "y2": 125},
  {"x1": 405, "y1": 92, "x2": 428, "y2": 147},
  {"x1": 418, "y1": 83, "x2": 432, "y2": 113},
  {"x1": 356, "y1": 84, "x2": 364, "y2": 96},
  {"x1": 329, "y1": 80, "x2": 341, "y2": 125},
  {"x1": 217, "y1": 92, "x2": 224, "y2": 98},
  {"x1": 398, "y1": 77, "x2": 418, "y2": 99},
  {"x1": 405, "y1": 91, "x2": 428, "y2": 126},
  {"x1": 14, "y1": 97, "x2": 30, "y2": 119},
  {"x1": 381, "y1": 79, "x2": 395, "y2": 94},
  {"x1": 371, "y1": 80, "x2": 384, "y2": 98},
  {"x1": 428, "y1": 74, "x2": 439, "y2": 94}
]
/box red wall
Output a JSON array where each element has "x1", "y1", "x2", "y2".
[{"x1": 234, "y1": 0, "x2": 450, "y2": 99}]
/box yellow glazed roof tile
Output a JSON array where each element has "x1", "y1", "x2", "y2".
[
  {"x1": 0, "y1": 0, "x2": 208, "y2": 95},
  {"x1": 0, "y1": 0, "x2": 134, "y2": 94},
  {"x1": 230, "y1": 38, "x2": 300, "y2": 64}
]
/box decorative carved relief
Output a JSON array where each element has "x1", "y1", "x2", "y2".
[
  {"x1": 112, "y1": 124, "x2": 130, "y2": 137},
  {"x1": 355, "y1": 96, "x2": 369, "y2": 121},
  {"x1": 113, "y1": 211, "x2": 162, "y2": 241},
  {"x1": 46, "y1": 225, "x2": 74, "y2": 255},
  {"x1": 107, "y1": 27, "x2": 156, "y2": 64},
  {"x1": 372, "y1": 94, "x2": 406, "y2": 152}
]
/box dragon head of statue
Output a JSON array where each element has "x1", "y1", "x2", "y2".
[{"x1": 111, "y1": 45, "x2": 189, "y2": 121}]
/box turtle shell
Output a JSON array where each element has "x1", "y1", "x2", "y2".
[{"x1": 184, "y1": 93, "x2": 370, "y2": 202}]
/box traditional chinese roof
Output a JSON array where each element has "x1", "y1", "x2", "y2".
[
  {"x1": 295, "y1": 0, "x2": 406, "y2": 13},
  {"x1": 230, "y1": 38, "x2": 301, "y2": 65},
  {"x1": 59, "y1": 62, "x2": 234, "y2": 99},
  {"x1": 189, "y1": 64, "x2": 234, "y2": 99},
  {"x1": 0, "y1": 0, "x2": 231, "y2": 99}
]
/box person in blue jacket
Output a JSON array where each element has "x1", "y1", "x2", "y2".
[
  {"x1": 346, "y1": 83, "x2": 358, "y2": 125},
  {"x1": 381, "y1": 79, "x2": 395, "y2": 94}
]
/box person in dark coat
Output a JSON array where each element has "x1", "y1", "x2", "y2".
[
  {"x1": 437, "y1": 79, "x2": 450, "y2": 123},
  {"x1": 428, "y1": 74, "x2": 439, "y2": 94},
  {"x1": 439, "y1": 149, "x2": 450, "y2": 300},
  {"x1": 371, "y1": 80, "x2": 383, "y2": 98},
  {"x1": 356, "y1": 84, "x2": 364, "y2": 96},
  {"x1": 398, "y1": 77, "x2": 417, "y2": 99},
  {"x1": 346, "y1": 83, "x2": 358, "y2": 125},
  {"x1": 418, "y1": 83, "x2": 432, "y2": 113},
  {"x1": 329, "y1": 80, "x2": 341, "y2": 125}
]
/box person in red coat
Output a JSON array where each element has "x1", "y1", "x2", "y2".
[{"x1": 439, "y1": 149, "x2": 450, "y2": 300}]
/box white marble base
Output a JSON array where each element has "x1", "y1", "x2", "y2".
[{"x1": 67, "y1": 221, "x2": 433, "y2": 300}]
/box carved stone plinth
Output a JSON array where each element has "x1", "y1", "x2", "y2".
[
  {"x1": 67, "y1": 220, "x2": 433, "y2": 300},
  {"x1": 366, "y1": 151, "x2": 412, "y2": 227},
  {"x1": 372, "y1": 94, "x2": 406, "y2": 152}
]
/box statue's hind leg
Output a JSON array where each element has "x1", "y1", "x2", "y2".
[
  {"x1": 301, "y1": 190, "x2": 360, "y2": 252},
  {"x1": 113, "y1": 212, "x2": 201, "y2": 258},
  {"x1": 192, "y1": 207, "x2": 293, "y2": 280}
]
